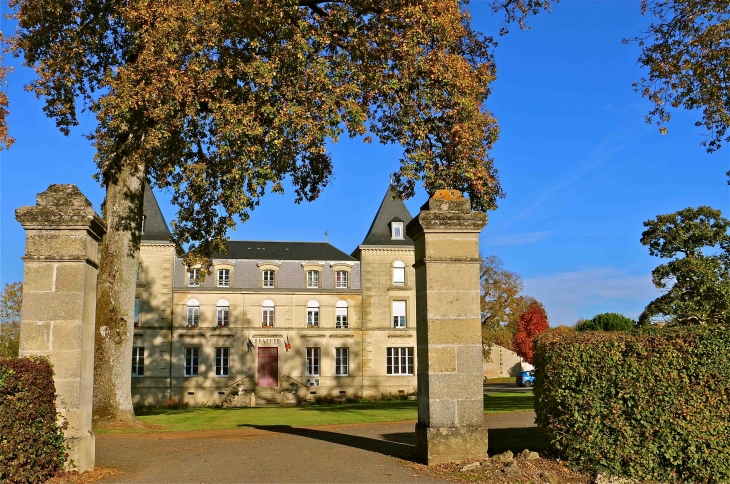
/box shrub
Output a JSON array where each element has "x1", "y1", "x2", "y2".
[
  {"x1": 575, "y1": 312, "x2": 636, "y2": 332},
  {"x1": 533, "y1": 327, "x2": 730, "y2": 482},
  {"x1": 0, "y1": 357, "x2": 68, "y2": 483}
]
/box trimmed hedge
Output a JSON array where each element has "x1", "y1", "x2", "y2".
[
  {"x1": 533, "y1": 327, "x2": 730, "y2": 483},
  {"x1": 0, "y1": 357, "x2": 67, "y2": 483}
]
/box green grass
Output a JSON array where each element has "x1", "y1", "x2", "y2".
[{"x1": 97, "y1": 392, "x2": 533, "y2": 434}]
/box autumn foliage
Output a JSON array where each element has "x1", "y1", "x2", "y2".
[{"x1": 512, "y1": 301, "x2": 549, "y2": 364}]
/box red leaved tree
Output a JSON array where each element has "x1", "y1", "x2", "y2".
[{"x1": 512, "y1": 301, "x2": 549, "y2": 365}]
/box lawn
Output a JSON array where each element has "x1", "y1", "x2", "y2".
[{"x1": 97, "y1": 391, "x2": 533, "y2": 434}]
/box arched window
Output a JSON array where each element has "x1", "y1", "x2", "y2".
[
  {"x1": 393, "y1": 261, "x2": 405, "y2": 286},
  {"x1": 262, "y1": 299, "x2": 275, "y2": 328},
  {"x1": 186, "y1": 299, "x2": 200, "y2": 327},
  {"x1": 307, "y1": 300, "x2": 320, "y2": 328},
  {"x1": 217, "y1": 299, "x2": 229, "y2": 328},
  {"x1": 336, "y1": 300, "x2": 349, "y2": 329}
]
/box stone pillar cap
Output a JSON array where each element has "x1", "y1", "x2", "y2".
[
  {"x1": 407, "y1": 189, "x2": 487, "y2": 237},
  {"x1": 16, "y1": 184, "x2": 106, "y2": 239}
]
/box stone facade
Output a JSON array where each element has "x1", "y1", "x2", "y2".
[
  {"x1": 132, "y1": 188, "x2": 419, "y2": 406},
  {"x1": 15, "y1": 184, "x2": 106, "y2": 473}
]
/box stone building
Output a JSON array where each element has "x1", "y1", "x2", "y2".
[{"x1": 132, "y1": 186, "x2": 418, "y2": 405}]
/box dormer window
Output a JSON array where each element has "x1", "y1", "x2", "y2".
[
  {"x1": 187, "y1": 268, "x2": 200, "y2": 287},
  {"x1": 391, "y1": 221, "x2": 404, "y2": 240}
]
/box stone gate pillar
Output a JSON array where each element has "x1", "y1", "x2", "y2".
[
  {"x1": 406, "y1": 189, "x2": 488, "y2": 465},
  {"x1": 15, "y1": 184, "x2": 106, "y2": 473}
]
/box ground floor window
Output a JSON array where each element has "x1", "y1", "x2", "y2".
[
  {"x1": 335, "y1": 347, "x2": 349, "y2": 376},
  {"x1": 131, "y1": 347, "x2": 144, "y2": 377},
  {"x1": 386, "y1": 347, "x2": 414, "y2": 375},
  {"x1": 215, "y1": 347, "x2": 229, "y2": 376},
  {"x1": 185, "y1": 347, "x2": 199, "y2": 376},
  {"x1": 306, "y1": 347, "x2": 320, "y2": 376}
]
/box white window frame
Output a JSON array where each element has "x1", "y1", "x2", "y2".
[
  {"x1": 335, "y1": 270, "x2": 348, "y2": 288},
  {"x1": 306, "y1": 347, "x2": 320, "y2": 376},
  {"x1": 187, "y1": 299, "x2": 200, "y2": 327},
  {"x1": 392, "y1": 300, "x2": 406, "y2": 328},
  {"x1": 131, "y1": 346, "x2": 144, "y2": 377},
  {"x1": 215, "y1": 347, "x2": 229, "y2": 377},
  {"x1": 134, "y1": 297, "x2": 140, "y2": 327},
  {"x1": 307, "y1": 300, "x2": 320, "y2": 328},
  {"x1": 184, "y1": 347, "x2": 199, "y2": 377},
  {"x1": 187, "y1": 268, "x2": 200, "y2": 287},
  {"x1": 217, "y1": 269, "x2": 230, "y2": 287},
  {"x1": 306, "y1": 270, "x2": 320, "y2": 288},
  {"x1": 217, "y1": 307, "x2": 229, "y2": 328},
  {"x1": 336, "y1": 301, "x2": 348, "y2": 329},
  {"x1": 387, "y1": 347, "x2": 414, "y2": 375},
  {"x1": 335, "y1": 347, "x2": 349, "y2": 376},
  {"x1": 262, "y1": 299, "x2": 275, "y2": 327},
  {"x1": 262, "y1": 270, "x2": 276, "y2": 288},
  {"x1": 391, "y1": 222, "x2": 404, "y2": 240},
  {"x1": 393, "y1": 261, "x2": 405, "y2": 286}
]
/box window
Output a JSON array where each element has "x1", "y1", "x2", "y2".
[
  {"x1": 137, "y1": 264, "x2": 141, "y2": 282},
  {"x1": 307, "y1": 270, "x2": 320, "y2": 288},
  {"x1": 335, "y1": 347, "x2": 349, "y2": 376},
  {"x1": 387, "y1": 347, "x2": 414, "y2": 375},
  {"x1": 391, "y1": 221, "x2": 404, "y2": 240},
  {"x1": 187, "y1": 268, "x2": 200, "y2": 287},
  {"x1": 262, "y1": 270, "x2": 275, "y2": 288},
  {"x1": 393, "y1": 261, "x2": 405, "y2": 286},
  {"x1": 184, "y1": 347, "x2": 199, "y2": 376},
  {"x1": 134, "y1": 298, "x2": 140, "y2": 327},
  {"x1": 215, "y1": 347, "x2": 229, "y2": 376},
  {"x1": 306, "y1": 347, "x2": 320, "y2": 376},
  {"x1": 131, "y1": 347, "x2": 144, "y2": 377},
  {"x1": 336, "y1": 301, "x2": 349, "y2": 329},
  {"x1": 216, "y1": 299, "x2": 229, "y2": 328},
  {"x1": 186, "y1": 299, "x2": 200, "y2": 327},
  {"x1": 217, "y1": 269, "x2": 230, "y2": 287},
  {"x1": 262, "y1": 299, "x2": 275, "y2": 328},
  {"x1": 306, "y1": 300, "x2": 320, "y2": 328},
  {"x1": 335, "y1": 271, "x2": 348, "y2": 288},
  {"x1": 141, "y1": 215, "x2": 146, "y2": 235},
  {"x1": 392, "y1": 301, "x2": 406, "y2": 328}
]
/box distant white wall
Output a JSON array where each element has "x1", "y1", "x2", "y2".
[{"x1": 483, "y1": 345, "x2": 531, "y2": 378}]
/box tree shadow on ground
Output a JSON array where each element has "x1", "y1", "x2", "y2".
[
  {"x1": 240, "y1": 424, "x2": 551, "y2": 462},
  {"x1": 239, "y1": 424, "x2": 419, "y2": 461}
]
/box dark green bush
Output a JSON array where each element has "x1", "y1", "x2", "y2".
[
  {"x1": 0, "y1": 357, "x2": 67, "y2": 483},
  {"x1": 575, "y1": 312, "x2": 636, "y2": 332},
  {"x1": 534, "y1": 327, "x2": 730, "y2": 483}
]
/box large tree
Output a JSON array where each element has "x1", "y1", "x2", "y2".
[
  {"x1": 639, "y1": 206, "x2": 730, "y2": 325},
  {"x1": 480, "y1": 254, "x2": 523, "y2": 349},
  {"x1": 512, "y1": 300, "x2": 549, "y2": 365},
  {"x1": 0, "y1": 282, "x2": 23, "y2": 358},
  {"x1": 575, "y1": 312, "x2": 636, "y2": 332},
  {"x1": 630, "y1": 0, "x2": 730, "y2": 152},
  {"x1": 8, "y1": 0, "x2": 552, "y2": 424}
]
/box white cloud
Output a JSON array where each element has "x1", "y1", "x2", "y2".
[{"x1": 523, "y1": 267, "x2": 660, "y2": 326}]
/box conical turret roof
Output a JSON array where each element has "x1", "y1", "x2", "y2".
[
  {"x1": 141, "y1": 184, "x2": 172, "y2": 242},
  {"x1": 358, "y1": 188, "x2": 414, "y2": 247}
]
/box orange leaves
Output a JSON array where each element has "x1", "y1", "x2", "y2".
[{"x1": 513, "y1": 301, "x2": 550, "y2": 364}]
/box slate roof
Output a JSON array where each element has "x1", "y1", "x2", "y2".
[
  {"x1": 142, "y1": 184, "x2": 173, "y2": 242},
  {"x1": 358, "y1": 188, "x2": 414, "y2": 247},
  {"x1": 214, "y1": 241, "x2": 357, "y2": 261}
]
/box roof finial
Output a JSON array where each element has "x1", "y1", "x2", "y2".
[{"x1": 325, "y1": 229, "x2": 328, "y2": 243}]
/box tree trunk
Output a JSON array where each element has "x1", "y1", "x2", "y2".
[{"x1": 92, "y1": 162, "x2": 146, "y2": 426}]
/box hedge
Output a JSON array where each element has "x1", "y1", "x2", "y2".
[
  {"x1": 533, "y1": 326, "x2": 730, "y2": 483},
  {"x1": 0, "y1": 357, "x2": 67, "y2": 483}
]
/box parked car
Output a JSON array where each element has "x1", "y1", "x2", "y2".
[{"x1": 516, "y1": 370, "x2": 535, "y2": 387}]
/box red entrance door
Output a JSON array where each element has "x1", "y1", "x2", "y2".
[{"x1": 258, "y1": 347, "x2": 278, "y2": 387}]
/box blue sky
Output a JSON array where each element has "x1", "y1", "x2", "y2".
[{"x1": 1, "y1": 1, "x2": 728, "y2": 325}]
